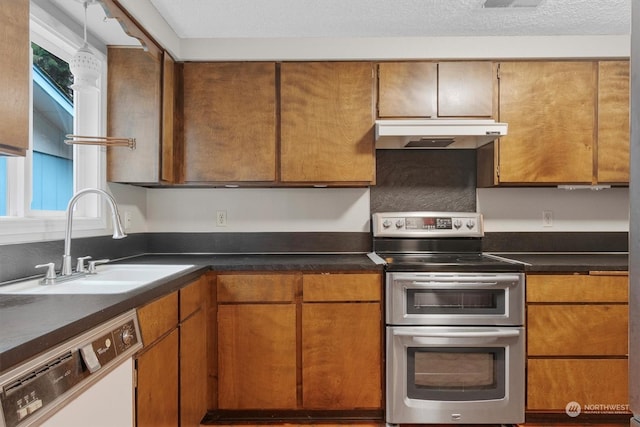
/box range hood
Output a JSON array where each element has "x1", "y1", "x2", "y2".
[{"x1": 375, "y1": 119, "x2": 508, "y2": 149}]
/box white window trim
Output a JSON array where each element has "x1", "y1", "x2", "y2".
[{"x1": 0, "y1": 3, "x2": 111, "y2": 245}]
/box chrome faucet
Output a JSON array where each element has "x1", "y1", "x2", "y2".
[{"x1": 61, "y1": 188, "x2": 127, "y2": 276}]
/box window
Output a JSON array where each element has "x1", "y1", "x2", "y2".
[
  {"x1": 0, "y1": 3, "x2": 106, "y2": 244},
  {"x1": 31, "y1": 43, "x2": 74, "y2": 211}
]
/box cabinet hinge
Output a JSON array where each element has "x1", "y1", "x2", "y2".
[
  {"x1": 496, "y1": 164, "x2": 500, "y2": 178},
  {"x1": 496, "y1": 63, "x2": 501, "y2": 80}
]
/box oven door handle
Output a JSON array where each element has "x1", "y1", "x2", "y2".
[
  {"x1": 409, "y1": 278, "x2": 517, "y2": 288},
  {"x1": 393, "y1": 329, "x2": 521, "y2": 340}
]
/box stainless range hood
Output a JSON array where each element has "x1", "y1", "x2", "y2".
[{"x1": 375, "y1": 119, "x2": 508, "y2": 149}]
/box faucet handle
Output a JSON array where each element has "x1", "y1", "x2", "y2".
[
  {"x1": 87, "y1": 259, "x2": 110, "y2": 274},
  {"x1": 76, "y1": 256, "x2": 92, "y2": 273},
  {"x1": 35, "y1": 263, "x2": 57, "y2": 284}
]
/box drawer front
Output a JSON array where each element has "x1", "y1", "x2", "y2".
[
  {"x1": 302, "y1": 273, "x2": 381, "y2": 302},
  {"x1": 217, "y1": 274, "x2": 298, "y2": 303},
  {"x1": 179, "y1": 276, "x2": 206, "y2": 321},
  {"x1": 138, "y1": 291, "x2": 179, "y2": 346},
  {"x1": 527, "y1": 358, "x2": 628, "y2": 411},
  {"x1": 527, "y1": 273, "x2": 628, "y2": 303},
  {"x1": 527, "y1": 304, "x2": 628, "y2": 356}
]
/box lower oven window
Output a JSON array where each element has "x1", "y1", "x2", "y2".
[
  {"x1": 407, "y1": 289, "x2": 504, "y2": 315},
  {"x1": 407, "y1": 347, "x2": 506, "y2": 401}
]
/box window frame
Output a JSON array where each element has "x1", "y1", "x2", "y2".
[{"x1": 0, "y1": 4, "x2": 109, "y2": 245}]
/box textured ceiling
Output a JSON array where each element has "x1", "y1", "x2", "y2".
[{"x1": 148, "y1": 0, "x2": 630, "y2": 39}]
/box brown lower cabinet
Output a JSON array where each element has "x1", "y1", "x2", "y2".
[
  {"x1": 135, "y1": 276, "x2": 209, "y2": 426},
  {"x1": 214, "y1": 272, "x2": 383, "y2": 416},
  {"x1": 526, "y1": 272, "x2": 629, "y2": 414}
]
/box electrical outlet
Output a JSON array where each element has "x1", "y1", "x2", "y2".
[
  {"x1": 216, "y1": 210, "x2": 227, "y2": 227},
  {"x1": 123, "y1": 211, "x2": 132, "y2": 230},
  {"x1": 542, "y1": 210, "x2": 553, "y2": 227}
]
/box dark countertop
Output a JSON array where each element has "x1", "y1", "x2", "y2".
[
  {"x1": 0, "y1": 251, "x2": 628, "y2": 375},
  {"x1": 0, "y1": 254, "x2": 381, "y2": 374},
  {"x1": 492, "y1": 252, "x2": 629, "y2": 272}
]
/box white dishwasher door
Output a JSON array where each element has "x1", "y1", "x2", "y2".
[{"x1": 41, "y1": 358, "x2": 135, "y2": 427}]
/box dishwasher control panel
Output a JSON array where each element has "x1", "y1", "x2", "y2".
[{"x1": 0, "y1": 311, "x2": 141, "y2": 427}]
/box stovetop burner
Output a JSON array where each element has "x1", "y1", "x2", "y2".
[{"x1": 379, "y1": 252, "x2": 525, "y2": 272}]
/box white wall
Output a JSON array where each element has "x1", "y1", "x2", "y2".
[
  {"x1": 145, "y1": 188, "x2": 370, "y2": 233},
  {"x1": 477, "y1": 187, "x2": 629, "y2": 232}
]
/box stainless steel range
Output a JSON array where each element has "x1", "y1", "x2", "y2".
[{"x1": 372, "y1": 211, "x2": 525, "y2": 426}]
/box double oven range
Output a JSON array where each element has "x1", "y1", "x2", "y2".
[{"x1": 371, "y1": 212, "x2": 525, "y2": 425}]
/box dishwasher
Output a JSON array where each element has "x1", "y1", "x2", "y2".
[{"x1": 0, "y1": 310, "x2": 142, "y2": 427}]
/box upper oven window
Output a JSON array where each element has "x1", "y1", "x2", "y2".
[
  {"x1": 407, "y1": 288, "x2": 505, "y2": 315},
  {"x1": 407, "y1": 347, "x2": 506, "y2": 401}
]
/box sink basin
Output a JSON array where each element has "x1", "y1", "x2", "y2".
[{"x1": 0, "y1": 264, "x2": 195, "y2": 295}]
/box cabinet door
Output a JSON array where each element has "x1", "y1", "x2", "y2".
[
  {"x1": 597, "y1": 60, "x2": 629, "y2": 183},
  {"x1": 302, "y1": 302, "x2": 382, "y2": 409},
  {"x1": 0, "y1": 0, "x2": 29, "y2": 156},
  {"x1": 527, "y1": 359, "x2": 628, "y2": 411},
  {"x1": 378, "y1": 62, "x2": 437, "y2": 118},
  {"x1": 527, "y1": 304, "x2": 628, "y2": 356},
  {"x1": 280, "y1": 62, "x2": 375, "y2": 184},
  {"x1": 217, "y1": 304, "x2": 297, "y2": 409},
  {"x1": 137, "y1": 329, "x2": 179, "y2": 427},
  {"x1": 107, "y1": 47, "x2": 163, "y2": 183},
  {"x1": 498, "y1": 61, "x2": 596, "y2": 184},
  {"x1": 438, "y1": 62, "x2": 495, "y2": 117},
  {"x1": 137, "y1": 291, "x2": 179, "y2": 346},
  {"x1": 180, "y1": 307, "x2": 208, "y2": 426},
  {"x1": 182, "y1": 62, "x2": 277, "y2": 183}
]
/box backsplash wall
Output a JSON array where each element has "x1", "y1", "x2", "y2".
[{"x1": 370, "y1": 150, "x2": 476, "y2": 213}]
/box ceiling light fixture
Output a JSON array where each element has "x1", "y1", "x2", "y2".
[{"x1": 69, "y1": 0, "x2": 101, "y2": 91}]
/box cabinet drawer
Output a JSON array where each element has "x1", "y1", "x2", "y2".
[
  {"x1": 302, "y1": 273, "x2": 381, "y2": 302},
  {"x1": 180, "y1": 276, "x2": 206, "y2": 321},
  {"x1": 527, "y1": 273, "x2": 628, "y2": 303},
  {"x1": 138, "y1": 291, "x2": 179, "y2": 347},
  {"x1": 217, "y1": 274, "x2": 298, "y2": 303},
  {"x1": 527, "y1": 358, "x2": 628, "y2": 411},
  {"x1": 527, "y1": 304, "x2": 627, "y2": 356}
]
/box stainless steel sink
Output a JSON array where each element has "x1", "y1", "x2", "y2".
[{"x1": 0, "y1": 264, "x2": 195, "y2": 295}]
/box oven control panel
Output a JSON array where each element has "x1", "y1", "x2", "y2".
[{"x1": 373, "y1": 211, "x2": 483, "y2": 238}]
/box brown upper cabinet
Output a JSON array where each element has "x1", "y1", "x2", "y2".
[
  {"x1": 107, "y1": 47, "x2": 176, "y2": 184},
  {"x1": 181, "y1": 62, "x2": 277, "y2": 184},
  {"x1": 597, "y1": 61, "x2": 630, "y2": 183},
  {"x1": 0, "y1": 0, "x2": 30, "y2": 156},
  {"x1": 180, "y1": 61, "x2": 376, "y2": 186},
  {"x1": 478, "y1": 60, "x2": 630, "y2": 186},
  {"x1": 280, "y1": 62, "x2": 376, "y2": 184},
  {"x1": 377, "y1": 61, "x2": 496, "y2": 118}
]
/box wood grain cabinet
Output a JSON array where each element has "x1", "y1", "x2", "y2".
[
  {"x1": 280, "y1": 62, "x2": 376, "y2": 184},
  {"x1": 181, "y1": 62, "x2": 277, "y2": 184},
  {"x1": 478, "y1": 60, "x2": 630, "y2": 186},
  {"x1": 136, "y1": 291, "x2": 180, "y2": 427},
  {"x1": 526, "y1": 273, "x2": 629, "y2": 413},
  {"x1": 216, "y1": 274, "x2": 298, "y2": 409},
  {"x1": 377, "y1": 61, "x2": 496, "y2": 118},
  {"x1": 135, "y1": 276, "x2": 209, "y2": 427},
  {"x1": 301, "y1": 273, "x2": 382, "y2": 409},
  {"x1": 214, "y1": 271, "x2": 383, "y2": 415},
  {"x1": 107, "y1": 47, "x2": 176, "y2": 184},
  {"x1": 0, "y1": 0, "x2": 29, "y2": 156},
  {"x1": 179, "y1": 277, "x2": 209, "y2": 426},
  {"x1": 180, "y1": 61, "x2": 374, "y2": 186}
]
